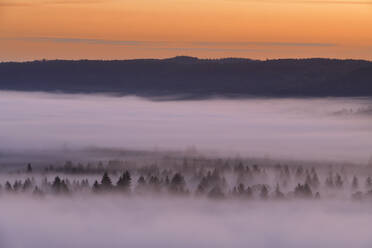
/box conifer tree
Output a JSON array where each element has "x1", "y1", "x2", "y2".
[
  {"x1": 27, "y1": 163, "x2": 32, "y2": 173},
  {"x1": 260, "y1": 185, "x2": 269, "y2": 199},
  {"x1": 335, "y1": 174, "x2": 343, "y2": 188},
  {"x1": 366, "y1": 176, "x2": 372, "y2": 189},
  {"x1": 5, "y1": 181, "x2": 12, "y2": 192},
  {"x1": 101, "y1": 172, "x2": 112, "y2": 190},
  {"x1": 274, "y1": 184, "x2": 285, "y2": 199},
  {"x1": 352, "y1": 176, "x2": 359, "y2": 190},
  {"x1": 92, "y1": 180, "x2": 100, "y2": 192},
  {"x1": 170, "y1": 173, "x2": 186, "y2": 193},
  {"x1": 116, "y1": 170, "x2": 131, "y2": 191}
]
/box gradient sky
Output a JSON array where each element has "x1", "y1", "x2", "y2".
[{"x1": 0, "y1": 0, "x2": 371, "y2": 61}]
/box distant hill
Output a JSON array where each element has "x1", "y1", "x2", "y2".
[{"x1": 1, "y1": 56, "x2": 371, "y2": 98}]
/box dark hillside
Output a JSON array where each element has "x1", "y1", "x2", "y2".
[{"x1": 1, "y1": 57, "x2": 371, "y2": 98}]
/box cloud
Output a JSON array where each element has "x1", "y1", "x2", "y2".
[
  {"x1": 10, "y1": 37, "x2": 146, "y2": 46},
  {"x1": 0, "y1": 2, "x2": 34, "y2": 7},
  {"x1": 227, "y1": 0, "x2": 372, "y2": 5},
  {"x1": 0, "y1": 0, "x2": 105, "y2": 7},
  {"x1": 193, "y1": 41, "x2": 337, "y2": 47},
  {"x1": 1, "y1": 37, "x2": 337, "y2": 49},
  {"x1": 296, "y1": 0, "x2": 372, "y2": 4}
]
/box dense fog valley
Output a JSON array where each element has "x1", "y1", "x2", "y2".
[
  {"x1": 1, "y1": 91, "x2": 372, "y2": 162},
  {"x1": 1, "y1": 155, "x2": 372, "y2": 248},
  {"x1": 0, "y1": 150, "x2": 372, "y2": 247},
  {"x1": 1, "y1": 91, "x2": 372, "y2": 247},
  {"x1": 1, "y1": 196, "x2": 372, "y2": 248}
]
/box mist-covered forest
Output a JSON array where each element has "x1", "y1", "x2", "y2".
[
  {"x1": 1, "y1": 92, "x2": 372, "y2": 248},
  {"x1": 2, "y1": 153, "x2": 372, "y2": 248},
  {"x1": 2, "y1": 154, "x2": 372, "y2": 201}
]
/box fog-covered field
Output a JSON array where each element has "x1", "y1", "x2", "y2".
[{"x1": 1, "y1": 91, "x2": 372, "y2": 247}]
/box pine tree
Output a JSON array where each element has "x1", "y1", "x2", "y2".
[
  {"x1": 325, "y1": 174, "x2": 334, "y2": 188},
  {"x1": 294, "y1": 183, "x2": 313, "y2": 198},
  {"x1": 52, "y1": 176, "x2": 69, "y2": 194},
  {"x1": 352, "y1": 176, "x2": 359, "y2": 190},
  {"x1": 137, "y1": 176, "x2": 146, "y2": 185},
  {"x1": 246, "y1": 186, "x2": 253, "y2": 198},
  {"x1": 237, "y1": 183, "x2": 245, "y2": 195},
  {"x1": 196, "y1": 183, "x2": 205, "y2": 195},
  {"x1": 170, "y1": 173, "x2": 186, "y2": 193},
  {"x1": 27, "y1": 163, "x2": 32, "y2": 173},
  {"x1": 312, "y1": 171, "x2": 320, "y2": 188},
  {"x1": 116, "y1": 170, "x2": 131, "y2": 192},
  {"x1": 260, "y1": 185, "x2": 268, "y2": 199},
  {"x1": 22, "y1": 178, "x2": 32, "y2": 191},
  {"x1": 92, "y1": 180, "x2": 100, "y2": 192},
  {"x1": 5, "y1": 181, "x2": 12, "y2": 192},
  {"x1": 274, "y1": 184, "x2": 285, "y2": 199},
  {"x1": 136, "y1": 176, "x2": 146, "y2": 192},
  {"x1": 366, "y1": 176, "x2": 372, "y2": 189},
  {"x1": 335, "y1": 174, "x2": 343, "y2": 188},
  {"x1": 100, "y1": 172, "x2": 112, "y2": 190}
]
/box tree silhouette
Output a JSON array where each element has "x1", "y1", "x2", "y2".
[
  {"x1": 335, "y1": 174, "x2": 343, "y2": 188},
  {"x1": 100, "y1": 172, "x2": 113, "y2": 190},
  {"x1": 170, "y1": 173, "x2": 186, "y2": 193},
  {"x1": 52, "y1": 176, "x2": 69, "y2": 194},
  {"x1": 366, "y1": 177, "x2": 372, "y2": 189},
  {"x1": 294, "y1": 183, "x2": 313, "y2": 198},
  {"x1": 92, "y1": 180, "x2": 100, "y2": 192},
  {"x1": 274, "y1": 184, "x2": 285, "y2": 199},
  {"x1": 116, "y1": 170, "x2": 131, "y2": 192},
  {"x1": 27, "y1": 163, "x2": 32, "y2": 173},
  {"x1": 22, "y1": 178, "x2": 32, "y2": 191},
  {"x1": 5, "y1": 181, "x2": 12, "y2": 192},
  {"x1": 352, "y1": 176, "x2": 359, "y2": 190},
  {"x1": 260, "y1": 185, "x2": 269, "y2": 199}
]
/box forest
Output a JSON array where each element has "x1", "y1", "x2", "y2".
[
  {"x1": 1, "y1": 57, "x2": 372, "y2": 98},
  {"x1": 2, "y1": 155, "x2": 372, "y2": 202}
]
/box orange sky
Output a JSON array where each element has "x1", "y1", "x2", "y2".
[{"x1": 0, "y1": 0, "x2": 371, "y2": 61}]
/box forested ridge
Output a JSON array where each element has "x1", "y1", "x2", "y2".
[{"x1": 1, "y1": 56, "x2": 372, "y2": 98}]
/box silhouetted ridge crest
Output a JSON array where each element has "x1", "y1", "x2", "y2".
[
  {"x1": 163, "y1": 56, "x2": 199, "y2": 63},
  {"x1": 0, "y1": 57, "x2": 371, "y2": 97}
]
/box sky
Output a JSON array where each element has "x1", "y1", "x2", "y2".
[{"x1": 0, "y1": 0, "x2": 371, "y2": 61}]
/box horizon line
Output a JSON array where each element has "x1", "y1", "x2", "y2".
[{"x1": 1, "y1": 56, "x2": 371, "y2": 63}]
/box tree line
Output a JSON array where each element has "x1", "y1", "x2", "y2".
[{"x1": 2, "y1": 161, "x2": 372, "y2": 201}]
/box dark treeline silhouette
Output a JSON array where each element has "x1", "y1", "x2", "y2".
[
  {"x1": 2, "y1": 158, "x2": 372, "y2": 201},
  {"x1": 1, "y1": 56, "x2": 372, "y2": 98}
]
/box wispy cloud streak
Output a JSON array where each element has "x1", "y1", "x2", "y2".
[
  {"x1": 193, "y1": 41, "x2": 337, "y2": 47},
  {"x1": 2, "y1": 37, "x2": 338, "y2": 48},
  {"x1": 0, "y1": 0, "x2": 105, "y2": 7},
  {"x1": 225, "y1": 0, "x2": 372, "y2": 5},
  {"x1": 227, "y1": 0, "x2": 372, "y2": 5}
]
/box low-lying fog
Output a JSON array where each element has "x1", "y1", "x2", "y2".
[
  {"x1": 1, "y1": 91, "x2": 371, "y2": 163},
  {"x1": 1, "y1": 91, "x2": 372, "y2": 247},
  {"x1": 1, "y1": 196, "x2": 372, "y2": 248}
]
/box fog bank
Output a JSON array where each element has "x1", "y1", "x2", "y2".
[
  {"x1": 0, "y1": 91, "x2": 371, "y2": 163},
  {"x1": 0, "y1": 196, "x2": 372, "y2": 248}
]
